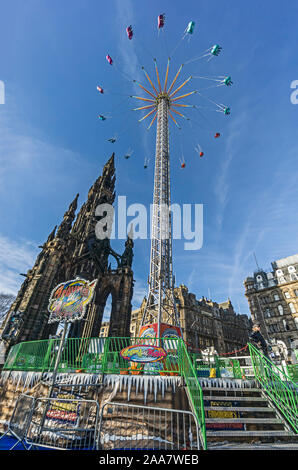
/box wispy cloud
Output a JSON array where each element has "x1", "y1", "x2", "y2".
[
  {"x1": 115, "y1": 0, "x2": 141, "y2": 81},
  {"x1": 214, "y1": 110, "x2": 247, "y2": 231},
  {"x1": 0, "y1": 103, "x2": 88, "y2": 199},
  {"x1": 115, "y1": 0, "x2": 153, "y2": 159},
  {"x1": 0, "y1": 234, "x2": 39, "y2": 295}
]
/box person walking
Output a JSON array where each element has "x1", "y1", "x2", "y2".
[{"x1": 249, "y1": 323, "x2": 270, "y2": 359}]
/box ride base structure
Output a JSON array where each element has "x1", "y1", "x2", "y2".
[{"x1": 1, "y1": 335, "x2": 298, "y2": 450}]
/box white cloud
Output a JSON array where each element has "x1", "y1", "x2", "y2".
[{"x1": 0, "y1": 234, "x2": 39, "y2": 295}]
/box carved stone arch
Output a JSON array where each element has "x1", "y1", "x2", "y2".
[
  {"x1": 87, "y1": 282, "x2": 118, "y2": 337},
  {"x1": 81, "y1": 269, "x2": 133, "y2": 339}
]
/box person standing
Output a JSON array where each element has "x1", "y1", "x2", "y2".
[{"x1": 249, "y1": 323, "x2": 270, "y2": 359}]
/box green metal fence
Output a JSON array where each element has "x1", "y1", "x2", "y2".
[
  {"x1": 286, "y1": 364, "x2": 298, "y2": 383},
  {"x1": 248, "y1": 342, "x2": 298, "y2": 433},
  {"x1": 179, "y1": 342, "x2": 207, "y2": 449},
  {"x1": 3, "y1": 336, "x2": 182, "y2": 375},
  {"x1": 190, "y1": 353, "x2": 243, "y2": 379}
]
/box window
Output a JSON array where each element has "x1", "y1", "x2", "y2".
[
  {"x1": 282, "y1": 319, "x2": 289, "y2": 331},
  {"x1": 278, "y1": 305, "x2": 284, "y2": 315},
  {"x1": 289, "y1": 303, "x2": 296, "y2": 314},
  {"x1": 284, "y1": 291, "x2": 291, "y2": 299},
  {"x1": 294, "y1": 318, "x2": 298, "y2": 329},
  {"x1": 265, "y1": 309, "x2": 271, "y2": 318},
  {"x1": 295, "y1": 290, "x2": 298, "y2": 297},
  {"x1": 276, "y1": 269, "x2": 286, "y2": 283},
  {"x1": 261, "y1": 296, "x2": 270, "y2": 304},
  {"x1": 274, "y1": 293, "x2": 279, "y2": 301}
]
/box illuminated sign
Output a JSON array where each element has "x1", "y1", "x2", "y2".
[
  {"x1": 48, "y1": 278, "x2": 97, "y2": 323},
  {"x1": 46, "y1": 392, "x2": 80, "y2": 424},
  {"x1": 120, "y1": 345, "x2": 167, "y2": 363}
]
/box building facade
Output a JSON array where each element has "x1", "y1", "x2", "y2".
[
  {"x1": 130, "y1": 285, "x2": 251, "y2": 354},
  {"x1": 244, "y1": 254, "x2": 298, "y2": 362},
  {"x1": 0, "y1": 154, "x2": 134, "y2": 353}
]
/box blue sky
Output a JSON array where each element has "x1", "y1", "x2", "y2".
[{"x1": 0, "y1": 0, "x2": 298, "y2": 317}]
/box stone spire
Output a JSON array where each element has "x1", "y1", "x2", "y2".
[
  {"x1": 71, "y1": 154, "x2": 116, "y2": 245},
  {"x1": 56, "y1": 193, "x2": 79, "y2": 239},
  {"x1": 46, "y1": 225, "x2": 57, "y2": 243},
  {"x1": 88, "y1": 153, "x2": 115, "y2": 205}
]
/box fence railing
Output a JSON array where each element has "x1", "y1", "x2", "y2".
[
  {"x1": 190, "y1": 353, "x2": 245, "y2": 379},
  {"x1": 0, "y1": 393, "x2": 35, "y2": 450},
  {"x1": 25, "y1": 396, "x2": 100, "y2": 450},
  {"x1": 178, "y1": 341, "x2": 207, "y2": 449},
  {"x1": 248, "y1": 342, "x2": 298, "y2": 433},
  {"x1": 3, "y1": 336, "x2": 182, "y2": 376},
  {"x1": 286, "y1": 364, "x2": 298, "y2": 383},
  {"x1": 99, "y1": 401, "x2": 201, "y2": 450}
]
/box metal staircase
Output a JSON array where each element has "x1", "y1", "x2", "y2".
[{"x1": 200, "y1": 379, "x2": 298, "y2": 449}]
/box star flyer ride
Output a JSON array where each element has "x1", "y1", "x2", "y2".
[{"x1": 96, "y1": 14, "x2": 232, "y2": 347}]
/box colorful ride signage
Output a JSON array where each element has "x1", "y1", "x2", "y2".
[
  {"x1": 46, "y1": 392, "x2": 80, "y2": 424},
  {"x1": 48, "y1": 278, "x2": 97, "y2": 324},
  {"x1": 120, "y1": 345, "x2": 167, "y2": 363},
  {"x1": 139, "y1": 322, "x2": 181, "y2": 342}
]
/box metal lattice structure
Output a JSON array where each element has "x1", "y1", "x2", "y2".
[{"x1": 132, "y1": 60, "x2": 196, "y2": 337}]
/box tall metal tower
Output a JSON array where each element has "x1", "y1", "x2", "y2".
[{"x1": 132, "y1": 59, "x2": 196, "y2": 339}]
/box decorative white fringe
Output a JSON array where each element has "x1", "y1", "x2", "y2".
[
  {"x1": 103, "y1": 375, "x2": 182, "y2": 404},
  {"x1": 0, "y1": 370, "x2": 43, "y2": 390},
  {"x1": 0, "y1": 371, "x2": 182, "y2": 405},
  {"x1": 42, "y1": 372, "x2": 102, "y2": 386},
  {"x1": 198, "y1": 377, "x2": 256, "y2": 388}
]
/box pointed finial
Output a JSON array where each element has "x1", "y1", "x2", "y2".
[
  {"x1": 128, "y1": 223, "x2": 134, "y2": 240},
  {"x1": 69, "y1": 193, "x2": 79, "y2": 212},
  {"x1": 47, "y1": 225, "x2": 57, "y2": 242}
]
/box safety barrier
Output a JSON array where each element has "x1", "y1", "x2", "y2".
[
  {"x1": 248, "y1": 342, "x2": 298, "y2": 433},
  {"x1": 3, "y1": 336, "x2": 180, "y2": 376},
  {"x1": 25, "y1": 396, "x2": 100, "y2": 450},
  {"x1": 190, "y1": 353, "x2": 245, "y2": 379},
  {"x1": 178, "y1": 341, "x2": 207, "y2": 449},
  {"x1": 0, "y1": 394, "x2": 35, "y2": 449},
  {"x1": 286, "y1": 364, "x2": 298, "y2": 383},
  {"x1": 98, "y1": 401, "x2": 201, "y2": 450}
]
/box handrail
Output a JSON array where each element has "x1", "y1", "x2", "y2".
[
  {"x1": 178, "y1": 340, "x2": 207, "y2": 449},
  {"x1": 248, "y1": 342, "x2": 298, "y2": 432}
]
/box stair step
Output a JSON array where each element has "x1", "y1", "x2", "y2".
[
  {"x1": 202, "y1": 387, "x2": 260, "y2": 393},
  {"x1": 208, "y1": 443, "x2": 298, "y2": 450},
  {"x1": 204, "y1": 406, "x2": 273, "y2": 412},
  {"x1": 204, "y1": 395, "x2": 266, "y2": 401},
  {"x1": 205, "y1": 418, "x2": 282, "y2": 424},
  {"x1": 206, "y1": 430, "x2": 292, "y2": 437}
]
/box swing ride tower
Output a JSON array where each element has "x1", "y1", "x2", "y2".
[
  {"x1": 132, "y1": 60, "x2": 197, "y2": 339},
  {"x1": 110, "y1": 21, "x2": 232, "y2": 341},
  {"x1": 142, "y1": 92, "x2": 179, "y2": 339}
]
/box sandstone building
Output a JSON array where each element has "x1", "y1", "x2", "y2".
[
  {"x1": 244, "y1": 254, "x2": 298, "y2": 362},
  {"x1": 130, "y1": 285, "x2": 251, "y2": 354}
]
